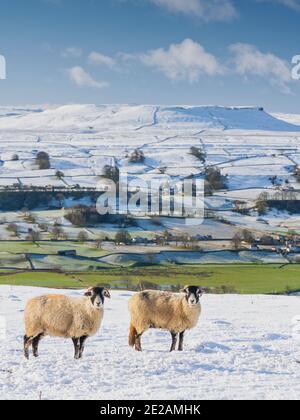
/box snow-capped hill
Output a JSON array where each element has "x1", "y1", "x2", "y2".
[
  {"x1": 0, "y1": 106, "x2": 43, "y2": 119},
  {"x1": 158, "y1": 106, "x2": 300, "y2": 131},
  {"x1": 0, "y1": 104, "x2": 155, "y2": 132},
  {"x1": 0, "y1": 104, "x2": 299, "y2": 133},
  {"x1": 272, "y1": 112, "x2": 300, "y2": 127}
]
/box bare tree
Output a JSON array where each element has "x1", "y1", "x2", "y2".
[
  {"x1": 190, "y1": 146, "x2": 206, "y2": 164},
  {"x1": 115, "y1": 230, "x2": 132, "y2": 245},
  {"x1": 129, "y1": 149, "x2": 145, "y2": 163},
  {"x1": 36, "y1": 151, "x2": 50, "y2": 170},
  {"x1": 77, "y1": 230, "x2": 89, "y2": 243},
  {"x1": 256, "y1": 192, "x2": 269, "y2": 215},
  {"x1": 52, "y1": 226, "x2": 66, "y2": 240},
  {"x1": 231, "y1": 233, "x2": 243, "y2": 250},
  {"x1": 294, "y1": 166, "x2": 300, "y2": 183},
  {"x1": 242, "y1": 229, "x2": 255, "y2": 244},
  {"x1": 6, "y1": 223, "x2": 19, "y2": 237},
  {"x1": 26, "y1": 229, "x2": 41, "y2": 243},
  {"x1": 55, "y1": 171, "x2": 64, "y2": 180}
]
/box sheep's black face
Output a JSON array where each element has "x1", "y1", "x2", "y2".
[
  {"x1": 181, "y1": 286, "x2": 203, "y2": 307},
  {"x1": 84, "y1": 287, "x2": 111, "y2": 309}
]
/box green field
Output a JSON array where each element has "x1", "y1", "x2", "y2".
[
  {"x1": 1, "y1": 264, "x2": 300, "y2": 294},
  {"x1": 0, "y1": 241, "x2": 109, "y2": 257}
]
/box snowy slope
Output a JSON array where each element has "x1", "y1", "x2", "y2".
[
  {"x1": 0, "y1": 104, "x2": 300, "y2": 236},
  {"x1": 0, "y1": 106, "x2": 44, "y2": 119},
  {"x1": 1, "y1": 286, "x2": 300, "y2": 400},
  {"x1": 0, "y1": 105, "x2": 155, "y2": 132},
  {"x1": 272, "y1": 112, "x2": 300, "y2": 127},
  {"x1": 0, "y1": 105, "x2": 299, "y2": 132},
  {"x1": 158, "y1": 106, "x2": 300, "y2": 131}
]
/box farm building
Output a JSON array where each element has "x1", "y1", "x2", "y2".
[{"x1": 57, "y1": 250, "x2": 77, "y2": 257}]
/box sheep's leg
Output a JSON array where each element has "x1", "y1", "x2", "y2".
[
  {"x1": 78, "y1": 336, "x2": 88, "y2": 359},
  {"x1": 170, "y1": 332, "x2": 178, "y2": 352},
  {"x1": 72, "y1": 338, "x2": 80, "y2": 359},
  {"x1": 135, "y1": 333, "x2": 142, "y2": 352},
  {"x1": 24, "y1": 335, "x2": 33, "y2": 359},
  {"x1": 178, "y1": 331, "x2": 185, "y2": 351},
  {"x1": 32, "y1": 333, "x2": 44, "y2": 358}
]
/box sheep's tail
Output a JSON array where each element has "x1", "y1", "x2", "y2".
[{"x1": 128, "y1": 323, "x2": 137, "y2": 347}]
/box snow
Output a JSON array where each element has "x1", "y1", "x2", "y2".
[
  {"x1": 0, "y1": 105, "x2": 299, "y2": 195},
  {"x1": 272, "y1": 113, "x2": 300, "y2": 126},
  {"x1": 0, "y1": 104, "x2": 300, "y2": 237},
  {"x1": 1, "y1": 286, "x2": 300, "y2": 400},
  {"x1": 0, "y1": 104, "x2": 299, "y2": 133},
  {"x1": 157, "y1": 106, "x2": 300, "y2": 131}
]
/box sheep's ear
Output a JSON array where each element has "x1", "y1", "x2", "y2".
[
  {"x1": 103, "y1": 289, "x2": 111, "y2": 299},
  {"x1": 180, "y1": 286, "x2": 189, "y2": 294},
  {"x1": 84, "y1": 288, "x2": 93, "y2": 297},
  {"x1": 197, "y1": 287, "x2": 204, "y2": 297}
]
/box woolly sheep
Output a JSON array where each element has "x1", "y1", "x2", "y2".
[
  {"x1": 24, "y1": 287, "x2": 110, "y2": 359},
  {"x1": 128, "y1": 285, "x2": 203, "y2": 352}
]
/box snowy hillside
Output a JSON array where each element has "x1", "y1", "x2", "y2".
[
  {"x1": 0, "y1": 105, "x2": 299, "y2": 132},
  {"x1": 0, "y1": 104, "x2": 300, "y2": 239},
  {"x1": 272, "y1": 113, "x2": 300, "y2": 127},
  {"x1": 0, "y1": 105, "x2": 299, "y2": 193},
  {"x1": 1, "y1": 286, "x2": 300, "y2": 400}
]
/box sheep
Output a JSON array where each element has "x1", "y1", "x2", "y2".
[
  {"x1": 128, "y1": 285, "x2": 203, "y2": 352},
  {"x1": 23, "y1": 287, "x2": 110, "y2": 359}
]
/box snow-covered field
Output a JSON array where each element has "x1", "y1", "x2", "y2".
[
  {"x1": 1, "y1": 286, "x2": 300, "y2": 400},
  {"x1": 1, "y1": 104, "x2": 300, "y2": 238},
  {"x1": 0, "y1": 105, "x2": 299, "y2": 191}
]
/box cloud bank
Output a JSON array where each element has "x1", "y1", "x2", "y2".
[
  {"x1": 64, "y1": 41, "x2": 293, "y2": 94},
  {"x1": 229, "y1": 43, "x2": 292, "y2": 92},
  {"x1": 149, "y1": 0, "x2": 238, "y2": 21},
  {"x1": 67, "y1": 66, "x2": 109, "y2": 89},
  {"x1": 62, "y1": 47, "x2": 83, "y2": 58},
  {"x1": 140, "y1": 39, "x2": 222, "y2": 82},
  {"x1": 89, "y1": 52, "x2": 116, "y2": 68}
]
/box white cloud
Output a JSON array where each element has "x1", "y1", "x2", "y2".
[
  {"x1": 117, "y1": 52, "x2": 137, "y2": 63},
  {"x1": 229, "y1": 43, "x2": 292, "y2": 92},
  {"x1": 260, "y1": 0, "x2": 300, "y2": 11},
  {"x1": 89, "y1": 52, "x2": 116, "y2": 68},
  {"x1": 148, "y1": 0, "x2": 237, "y2": 21},
  {"x1": 140, "y1": 39, "x2": 222, "y2": 82},
  {"x1": 62, "y1": 47, "x2": 83, "y2": 58},
  {"x1": 67, "y1": 66, "x2": 109, "y2": 89},
  {"x1": 113, "y1": 0, "x2": 237, "y2": 21}
]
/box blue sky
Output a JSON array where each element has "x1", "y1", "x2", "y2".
[{"x1": 0, "y1": 0, "x2": 300, "y2": 111}]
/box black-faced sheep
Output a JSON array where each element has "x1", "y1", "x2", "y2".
[
  {"x1": 24, "y1": 287, "x2": 110, "y2": 359},
  {"x1": 128, "y1": 285, "x2": 203, "y2": 352}
]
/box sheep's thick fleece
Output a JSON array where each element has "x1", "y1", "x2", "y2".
[
  {"x1": 129, "y1": 290, "x2": 201, "y2": 334},
  {"x1": 25, "y1": 295, "x2": 103, "y2": 338}
]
